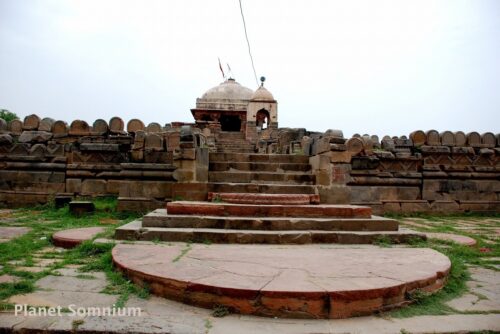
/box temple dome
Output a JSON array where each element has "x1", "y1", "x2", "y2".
[
  {"x1": 251, "y1": 86, "x2": 274, "y2": 101},
  {"x1": 200, "y1": 78, "x2": 253, "y2": 101}
]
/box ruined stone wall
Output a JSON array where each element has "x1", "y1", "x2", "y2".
[
  {"x1": 0, "y1": 114, "x2": 207, "y2": 211},
  {"x1": 309, "y1": 129, "x2": 500, "y2": 214}
]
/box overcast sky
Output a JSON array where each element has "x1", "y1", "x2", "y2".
[{"x1": 0, "y1": 0, "x2": 499, "y2": 137}]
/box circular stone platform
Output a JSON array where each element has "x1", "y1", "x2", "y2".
[
  {"x1": 52, "y1": 227, "x2": 105, "y2": 248},
  {"x1": 112, "y1": 243, "x2": 451, "y2": 319}
]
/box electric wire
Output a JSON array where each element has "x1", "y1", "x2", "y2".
[{"x1": 238, "y1": 0, "x2": 259, "y2": 87}]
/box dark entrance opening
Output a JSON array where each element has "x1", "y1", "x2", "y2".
[{"x1": 219, "y1": 115, "x2": 241, "y2": 132}]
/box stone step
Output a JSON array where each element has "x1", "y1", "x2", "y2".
[
  {"x1": 166, "y1": 202, "x2": 372, "y2": 218},
  {"x1": 116, "y1": 220, "x2": 422, "y2": 244},
  {"x1": 208, "y1": 182, "x2": 317, "y2": 194},
  {"x1": 142, "y1": 209, "x2": 398, "y2": 231},
  {"x1": 209, "y1": 161, "x2": 311, "y2": 172},
  {"x1": 208, "y1": 171, "x2": 315, "y2": 184},
  {"x1": 210, "y1": 152, "x2": 310, "y2": 164},
  {"x1": 207, "y1": 192, "x2": 320, "y2": 205}
]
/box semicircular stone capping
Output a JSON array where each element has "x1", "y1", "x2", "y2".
[
  {"x1": 9, "y1": 119, "x2": 23, "y2": 135},
  {"x1": 440, "y1": 131, "x2": 455, "y2": 147},
  {"x1": 481, "y1": 132, "x2": 496, "y2": 148},
  {"x1": 425, "y1": 130, "x2": 440, "y2": 146},
  {"x1": 109, "y1": 117, "x2": 124, "y2": 133},
  {"x1": 112, "y1": 243, "x2": 451, "y2": 319},
  {"x1": 93, "y1": 119, "x2": 109, "y2": 134},
  {"x1": 146, "y1": 122, "x2": 162, "y2": 133},
  {"x1": 345, "y1": 137, "x2": 364, "y2": 155},
  {"x1": 410, "y1": 130, "x2": 426, "y2": 146},
  {"x1": 454, "y1": 131, "x2": 467, "y2": 147},
  {"x1": 127, "y1": 119, "x2": 145, "y2": 133},
  {"x1": 23, "y1": 114, "x2": 40, "y2": 130},
  {"x1": 52, "y1": 227, "x2": 105, "y2": 249},
  {"x1": 467, "y1": 131, "x2": 481, "y2": 147},
  {"x1": 38, "y1": 118, "x2": 55, "y2": 132},
  {"x1": 52, "y1": 120, "x2": 68, "y2": 137}
]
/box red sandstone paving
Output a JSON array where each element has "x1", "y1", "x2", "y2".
[
  {"x1": 425, "y1": 232, "x2": 477, "y2": 246},
  {"x1": 0, "y1": 226, "x2": 31, "y2": 242}
]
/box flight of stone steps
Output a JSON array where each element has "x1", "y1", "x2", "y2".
[
  {"x1": 208, "y1": 152, "x2": 317, "y2": 195},
  {"x1": 116, "y1": 193, "x2": 421, "y2": 243},
  {"x1": 116, "y1": 152, "x2": 423, "y2": 243},
  {"x1": 215, "y1": 131, "x2": 255, "y2": 153}
]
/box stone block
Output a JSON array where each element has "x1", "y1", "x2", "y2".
[
  {"x1": 466, "y1": 131, "x2": 481, "y2": 147},
  {"x1": 69, "y1": 201, "x2": 95, "y2": 216},
  {"x1": 54, "y1": 195, "x2": 73, "y2": 208},
  {"x1": 345, "y1": 137, "x2": 364, "y2": 155},
  {"x1": 52, "y1": 120, "x2": 68, "y2": 137},
  {"x1": 317, "y1": 185, "x2": 351, "y2": 204},
  {"x1": 23, "y1": 114, "x2": 41, "y2": 130},
  {"x1": 69, "y1": 120, "x2": 91, "y2": 135},
  {"x1": 80, "y1": 143, "x2": 120, "y2": 151},
  {"x1": 127, "y1": 118, "x2": 145, "y2": 133},
  {"x1": 400, "y1": 200, "x2": 431, "y2": 213},
  {"x1": 309, "y1": 154, "x2": 330, "y2": 171},
  {"x1": 8, "y1": 119, "x2": 23, "y2": 134},
  {"x1": 454, "y1": 131, "x2": 467, "y2": 147},
  {"x1": 92, "y1": 119, "x2": 109, "y2": 134},
  {"x1": 332, "y1": 164, "x2": 352, "y2": 184},
  {"x1": 18, "y1": 131, "x2": 53, "y2": 143},
  {"x1": 426, "y1": 130, "x2": 440, "y2": 145},
  {"x1": 383, "y1": 201, "x2": 401, "y2": 213},
  {"x1": 81, "y1": 179, "x2": 107, "y2": 196},
  {"x1": 38, "y1": 118, "x2": 54, "y2": 132},
  {"x1": 106, "y1": 180, "x2": 121, "y2": 194},
  {"x1": 144, "y1": 151, "x2": 172, "y2": 164},
  {"x1": 0, "y1": 134, "x2": 13, "y2": 145},
  {"x1": 421, "y1": 145, "x2": 450, "y2": 153},
  {"x1": 440, "y1": 131, "x2": 455, "y2": 146},
  {"x1": 312, "y1": 137, "x2": 331, "y2": 155},
  {"x1": 172, "y1": 182, "x2": 208, "y2": 201},
  {"x1": 119, "y1": 180, "x2": 173, "y2": 199},
  {"x1": 410, "y1": 130, "x2": 426, "y2": 146},
  {"x1": 66, "y1": 179, "x2": 82, "y2": 194},
  {"x1": 328, "y1": 151, "x2": 351, "y2": 163},
  {"x1": 452, "y1": 146, "x2": 475, "y2": 154},
  {"x1": 481, "y1": 132, "x2": 496, "y2": 148},
  {"x1": 109, "y1": 116, "x2": 125, "y2": 133},
  {"x1": 351, "y1": 156, "x2": 380, "y2": 170},
  {"x1": 430, "y1": 200, "x2": 461, "y2": 213},
  {"x1": 146, "y1": 122, "x2": 162, "y2": 132},
  {"x1": 29, "y1": 143, "x2": 47, "y2": 157}
]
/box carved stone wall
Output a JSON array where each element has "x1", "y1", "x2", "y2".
[{"x1": 0, "y1": 114, "x2": 207, "y2": 211}]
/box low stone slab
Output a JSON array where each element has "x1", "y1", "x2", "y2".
[
  {"x1": 52, "y1": 227, "x2": 104, "y2": 248},
  {"x1": 112, "y1": 243, "x2": 450, "y2": 319},
  {"x1": 167, "y1": 201, "x2": 372, "y2": 218},
  {"x1": 425, "y1": 232, "x2": 477, "y2": 246},
  {"x1": 0, "y1": 227, "x2": 31, "y2": 242}
]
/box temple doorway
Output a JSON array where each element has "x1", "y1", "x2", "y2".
[{"x1": 220, "y1": 115, "x2": 241, "y2": 132}]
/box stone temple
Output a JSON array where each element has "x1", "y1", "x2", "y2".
[{"x1": 0, "y1": 77, "x2": 498, "y2": 319}]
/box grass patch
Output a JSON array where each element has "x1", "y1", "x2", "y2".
[{"x1": 0, "y1": 197, "x2": 141, "y2": 304}]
